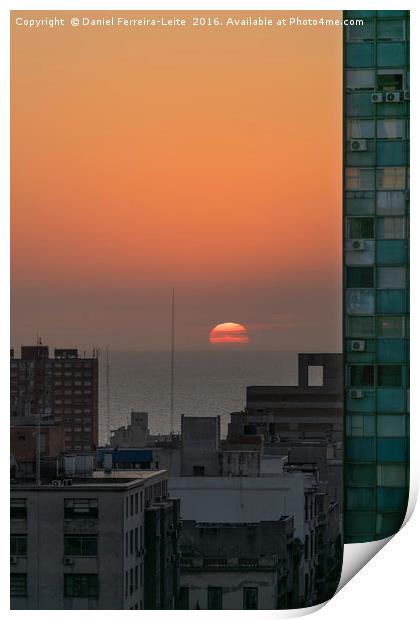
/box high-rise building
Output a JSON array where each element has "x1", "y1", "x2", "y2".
[
  {"x1": 10, "y1": 345, "x2": 99, "y2": 453},
  {"x1": 10, "y1": 470, "x2": 180, "y2": 610},
  {"x1": 343, "y1": 10, "x2": 410, "y2": 542}
]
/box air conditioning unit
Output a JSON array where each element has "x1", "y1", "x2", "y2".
[
  {"x1": 351, "y1": 340, "x2": 366, "y2": 352},
  {"x1": 350, "y1": 139, "x2": 367, "y2": 152},
  {"x1": 351, "y1": 240, "x2": 366, "y2": 251},
  {"x1": 404, "y1": 90, "x2": 410, "y2": 101},
  {"x1": 349, "y1": 389, "x2": 364, "y2": 399},
  {"x1": 10, "y1": 556, "x2": 18, "y2": 565},
  {"x1": 64, "y1": 557, "x2": 75, "y2": 565},
  {"x1": 371, "y1": 93, "x2": 383, "y2": 103},
  {"x1": 385, "y1": 91, "x2": 401, "y2": 103}
]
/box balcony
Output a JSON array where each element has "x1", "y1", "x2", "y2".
[{"x1": 180, "y1": 556, "x2": 278, "y2": 571}]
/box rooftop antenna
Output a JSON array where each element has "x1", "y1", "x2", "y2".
[
  {"x1": 170, "y1": 287, "x2": 175, "y2": 435},
  {"x1": 106, "y1": 347, "x2": 111, "y2": 445}
]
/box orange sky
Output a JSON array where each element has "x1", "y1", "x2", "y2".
[{"x1": 11, "y1": 11, "x2": 342, "y2": 351}]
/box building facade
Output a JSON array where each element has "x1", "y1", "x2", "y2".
[
  {"x1": 343, "y1": 10, "x2": 410, "y2": 542},
  {"x1": 170, "y1": 470, "x2": 322, "y2": 606},
  {"x1": 10, "y1": 470, "x2": 180, "y2": 610},
  {"x1": 178, "y1": 517, "x2": 296, "y2": 610},
  {"x1": 230, "y1": 353, "x2": 342, "y2": 445},
  {"x1": 10, "y1": 346, "x2": 99, "y2": 453}
]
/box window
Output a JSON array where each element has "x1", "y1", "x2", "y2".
[
  {"x1": 347, "y1": 487, "x2": 375, "y2": 510},
  {"x1": 64, "y1": 536, "x2": 98, "y2": 556},
  {"x1": 130, "y1": 568, "x2": 134, "y2": 593},
  {"x1": 377, "y1": 119, "x2": 406, "y2": 139},
  {"x1": 193, "y1": 466, "x2": 205, "y2": 476},
  {"x1": 346, "y1": 415, "x2": 375, "y2": 437},
  {"x1": 346, "y1": 69, "x2": 374, "y2": 90},
  {"x1": 10, "y1": 574, "x2": 27, "y2": 597},
  {"x1": 208, "y1": 587, "x2": 223, "y2": 610},
  {"x1": 346, "y1": 464, "x2": 376, "y2": 486},
  {"x1": 135, "y1": 566, "x2": 138, "y2": 590},
  {"x1": 346, "y1": 289, "x2": 374, "y2": 315},
  {"x1": 348, "y1": 217, "x2": 374, "y2": 239},
  {"x1": 377, "y1": 43, "x2": 405, "y2": 67},
  {"x1": 377, "y1": 217, "x2": 405, "y2": 240},
  {"x1": 377, "y1": 267, "x2": 406, "y2": 289},
  {"x1": 377, "y1": 71, "x2": 403, "y2": 91},
  {"x1": 243, "y1": 587, "x2": 258, "y2": 610},
  {"x1": 135, "y1": 527, "x2": 138, "y2": 551},
  {"x1": 130, "y1": 530, "x2": 134, "y2": 555},
  {"x1": 377, "y1": 415, "x2": 406, "y2": 437},
  {"x1": 64, "y1": 574, "x2": 99, "y2": 598},
  {"x1": 304, "y1": 535, "x2": 309, "y2": 559},
  {"x1": 377, "y1": 365, "x2": 402, "y2": 387},
  {"x1": 347, "y1": 316, "x2": 374, "y2": 337},
  {"x1": 64, "y1": 499, "x2": 98, "y2": 518},
  {"x1": 377, "y1": 191, "x2": 406, "y2": 216},
  {"x1": 377, "y1": 464, "x2": 407, "y2": 487},
  {"x1": 376, "y1": 316, "x2": 405, "y2": 338},
  {"x1": 346, "y1": 168, "x2": 375, "y2": 190},
  {"x1": 377, "y1": 141, "x2": 406, "y2": 167},
  {"x1": 130, "y1": 494, "x2": 134, "y2": 516},
  {"x1": 135, "y1": 493, "x2": 139, "y2": 514},
  {"x1": 10, "y1": 535, "x2": 27, "y2": 556},
  {"x1": 350, "y1": 365, "x2": 374, "y2": 387},
  {"x1": 126, "y1": 497, "x2": 129, "y2": 518},
  {"x1": 376, "y1": 168, "x2": 406, "y2": 190},
  {"x1": 377, "y1": 19, "x2": 405, "y2": 41},
  {"x1": 347, "y1": 266, "x2": 374, "y2": 288},
  {"x1": 347, "y1": 20, "x2": 374, "y2": 41},
  {"x1": 11, "y1": 498, "x2": 27, "y2": 519},
  {"x1": 347, "y1": 119, "x2": 374, "y2": 139},
  {"x1": 125, "y1": 532, "x2": 128, "y2": 557}
]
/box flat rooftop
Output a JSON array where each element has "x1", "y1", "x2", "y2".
[{"x1": 11, "y1": 469, "x2": 167, "y2": 491}]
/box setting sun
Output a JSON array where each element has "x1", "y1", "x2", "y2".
[{"x1": 209, "y1": 322, "x2": 249, "y2": 345}]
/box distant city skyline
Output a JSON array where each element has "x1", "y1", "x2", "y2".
[{"x1": 11, "y1": 10, "x2": 342, "y2": 351}]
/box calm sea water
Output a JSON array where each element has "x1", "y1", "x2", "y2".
[{"x1": 98, "y1": 350, "x2": 298, "y2": 444}]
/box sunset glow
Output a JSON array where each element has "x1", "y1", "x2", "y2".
[
  {"x1": 209, "y1": 323, "x2": 249, "y2": 345},
  {"x1": 11, "y1": 10, "x2": 342, "y2": 351}
]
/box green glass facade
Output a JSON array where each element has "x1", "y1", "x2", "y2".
[{"x1": 343, "y1": 10, "x2": 410, "y2": 542}]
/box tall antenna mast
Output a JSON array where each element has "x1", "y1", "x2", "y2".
[
  {"x1": 106, "y1": 347, "x2": 111, "y2": 445},
  {"x1": 170, "y1": 287, "x2": 175, "y2": 434}
]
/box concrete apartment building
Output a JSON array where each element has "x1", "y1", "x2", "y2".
[
  {"x1": 169, "y1": 463, "x2": 322, "y2": 608},
  {"x1": 10, "y1": 470, "x2": 180, "y2": 610},
  {"x1": 179, "y1": 517, "x2": 297, "y2": 610},
  {"x1": 10, "y1": 345, "x2": 99, "y2": 454},
  {"x1": 343, "y1": 9, "x2": 410, "y2": 542}
]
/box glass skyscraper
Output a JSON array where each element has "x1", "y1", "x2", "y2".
[{"x1": 343, "y1": 10, "x2": 410, "y2": 542}]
